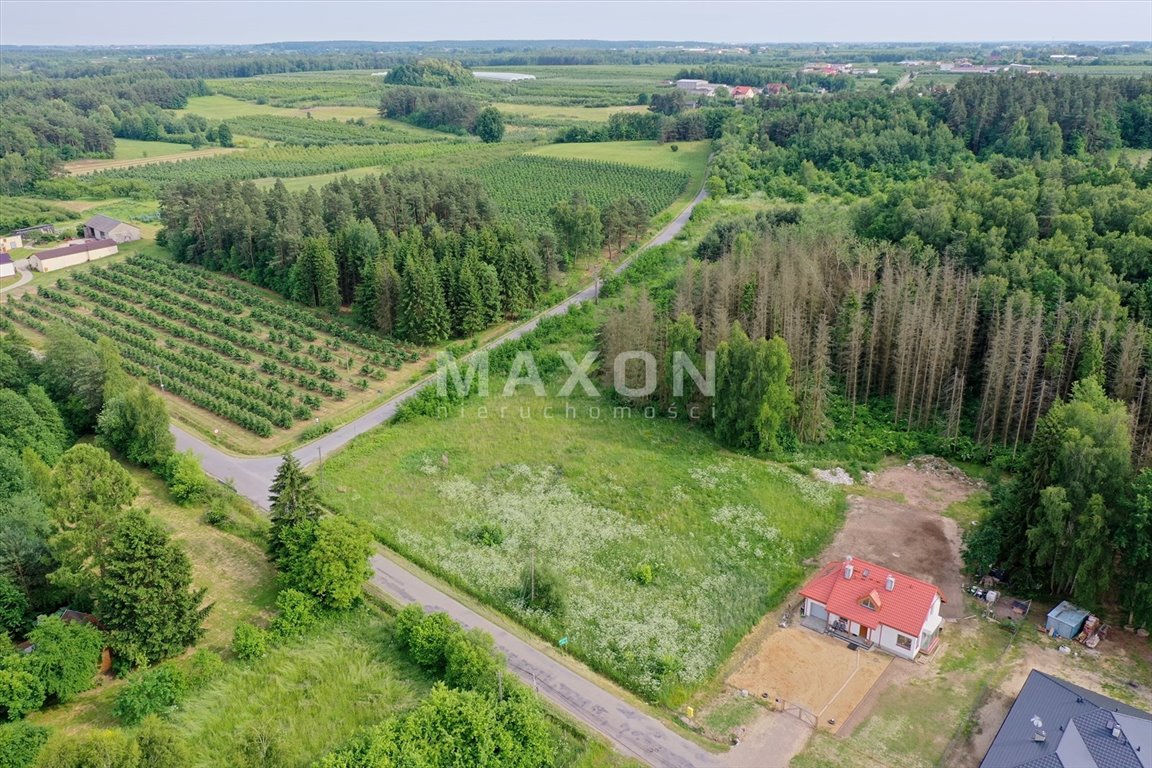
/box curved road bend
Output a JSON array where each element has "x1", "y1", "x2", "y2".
[
  {"x1": 172, "y1": 185, "x2": 726, "y2": 768},
  {"x1": 0, "y1": 260, "x2": 34, "y2": 295}
]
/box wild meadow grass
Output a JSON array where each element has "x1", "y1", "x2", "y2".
[
  {"x1": 322, "y1": 393, "x2": 844, "y2": 702},
  {"x1": 173, "y1": 611, "x2": 427, "y2": 768}
]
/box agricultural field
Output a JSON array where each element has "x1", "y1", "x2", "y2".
[
  {"x1": 530, "y1": 139, "x2": 711, "y2": 177},
  {"x1": 203, "y1": 74, "x2": 384, "y2": 109},
  {"x1": 2, "y1": 253, "x2": 425, "y2": 451},
  {"x1": 467, "y1": 64, "x2": 683, "y2": 106},
  {"x1": 472, "y1": 154, "x2": 691, "y2": 229},
  {"x1": 319, "y1": 359, "x2": 844, "y2": 703},
  {"x1": 0, "y1": 196, "x2": 75, "y2": 231},
  {"x1": 75, "y1": 140, "x2": 472, "y2": 192},
  {"x1": 225, "y1": 114, "x2": 443, "y2": 145}
]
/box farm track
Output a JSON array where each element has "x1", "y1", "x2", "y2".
[
  {"x1": 173, "y1": 183, "x2": 721, "y2": 768},
  {"x1": 63, "y1": 146, "x2": 242, "y2": 175}
]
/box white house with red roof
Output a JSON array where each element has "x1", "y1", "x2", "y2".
[
  {"x1": 730, "y1": 85, "x2": 758, "y2": 100},
  {"x1": 799, "y1": 556, "x2": 944, "y2": 660}
]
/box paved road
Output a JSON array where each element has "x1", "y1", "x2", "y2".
[
  {"x1": 171, "y1": 184, "x2": 720, "y2": 767},
  {"x1": 371, "y1": 555, "x2": 723, "y2": 768},
  {"x1": 0, "y1": 260, "x2": 33, "y2": 294}
]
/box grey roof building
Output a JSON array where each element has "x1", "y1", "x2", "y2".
[{"x1": 981, "y1": 670, "x2": 1151, "y2": 768}]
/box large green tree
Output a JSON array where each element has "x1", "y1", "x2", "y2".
[
  {"x1": 97, "y1": 383, "x2": 174, "y2": 470},
  {"x1": 292, "y1": 236, "x2": 341, "y2": 311},
  {"x1": 46, "y1": 445, "x2": 137, "y2": 605},
  {"x1": 280, "y1": 516, "x2": 372, "y2": 610},
  {"x1": 95, "y1": 510, "x2": 209, "y2": 666},
  {"x1": 267, "y1": 453, "x2": 321, "y2": 561},
  {"x1": 472, "y1": 107, "x2": 505, "y2": 144}
]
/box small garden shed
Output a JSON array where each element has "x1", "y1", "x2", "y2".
[{"x1": 1045, "y1": 600, "x2": 1089, "y2": 639}]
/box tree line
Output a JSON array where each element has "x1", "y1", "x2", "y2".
[
  {"x1": 158, "y1": 171, "x2": 547, "y2": 345},
  {"x1": 378, "y1": 86, "x2": 505, "y2": 140}
]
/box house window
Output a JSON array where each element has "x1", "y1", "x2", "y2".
[{"x1": 896, "y1": 634, "x2": 913, "y2": 651}]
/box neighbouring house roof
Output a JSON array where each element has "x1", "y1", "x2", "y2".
[
  {"x1": 980, "y1": 670, "x2": 1152, "y2": 768},
  {"x1": 34, "y1": 239, "x2": 117, "y2": 261},
  {"x1": 0, "y1": 251, "x2": 12, "y2": 266},
  {"x1": 731, "y1": 85, "x2": 757, "y2": 96},
  {"x1": 84, "y1": 214, "x2": 136, "y2": 232},
  {"x1": 799, "y1": 556, "x2": 943, "y2": 637},
  {"x1": 54, "y1": 608, "x2": 103, "y2": 628}
]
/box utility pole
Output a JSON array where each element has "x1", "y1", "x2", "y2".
[
  {"x1": 156, "y1": 364, "x2": 164, "y2": 390},
  {"x1": 317, "y1": 445, "x2": 323, "y2": 491},
  {"x1": 529, "y1": 547, "x2": 536, "y2": 605}
]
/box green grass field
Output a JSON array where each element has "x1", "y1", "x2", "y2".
[
  {"x1": 181, "y1": 94, "x2": 383, "y2": 122},
  {"x1": 173, "y1": 611, "x2": 426, "y2": 768},
  {"x1": 529, "y1": 140, "x2": 711, "y2": 178},
  {"x1": 320, "y1": 375, "x2": 843, "y2": 702},
  {"x1": 112, "y1": 138, "x2": 201, "y2": 160}
]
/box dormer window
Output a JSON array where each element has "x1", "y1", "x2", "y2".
[{"x1": 860, "y1": 590, "x2": 883, "y2": 611}]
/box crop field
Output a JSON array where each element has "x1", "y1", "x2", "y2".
[
  {"x1": 224, "y1": 114, "x2": 443, "y2": 145},
  {"x1": 204, "y1": 74, "x2": 383, "y2": 109},
  {"x1": 2, "y1": 253, "x2": 421, "y2": 445},
  {"x1": 495, "y1": 102, "x2": 648, "y2": 127},
  {"x1": 320, "y1": 387, "x2": 844, "y2": 702},
  {"x1": 78, "y1": 140, "x2": 471, "y2": 190},
  {"x1": 473, "y1": 154, "x2": 691, "y2": 228},
  {"x1": 529, "y1": 139, "x2": 711, "y2": 176},
  {"x1": 64, "y1": 145, "x2": 240, "y2": 176},
  {"x1": 0, "y1": 196, "x2": 75, "y2": 231},
  {"x1": 468, "y1": 64, "x2": 682, "y2": 106}
]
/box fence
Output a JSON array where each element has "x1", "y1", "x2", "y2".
[{"x1": 778, "y1": 698, "x2": 818, "y2": 728}]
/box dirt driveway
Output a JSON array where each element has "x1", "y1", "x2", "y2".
[{"x1": 821, "y1": 458, "x2": 980, "y2": 619}]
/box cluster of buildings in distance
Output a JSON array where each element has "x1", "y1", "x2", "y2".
[{"x1": 0, "y1": 214, "x2": 140, "y2": 276}]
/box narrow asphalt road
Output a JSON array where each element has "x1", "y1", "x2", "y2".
[
  {"x1": 171, "y1": 184, "x2": 722, "y2": 767},
  {"x1": 371, "y1": 555, "x2": 723, "y2": 768}
]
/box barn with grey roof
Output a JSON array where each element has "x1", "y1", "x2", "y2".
[{"x1": 83, "y1": 214, "x2": 141, "y2": 244}]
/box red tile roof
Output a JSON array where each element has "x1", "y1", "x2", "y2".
[
  {"x1": 800, "y1": 557, "x2": 943, "y2": 637},
  {"x1": 33, "y1": 239, "x2": 117, "y2": 261},
  {"x1": 731, "y1": 86, "x2": 757, "y2": 96}
]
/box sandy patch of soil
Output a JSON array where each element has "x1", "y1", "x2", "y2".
[{"x1": 727, "y1": 628, "x2": 891, "y2": 735}]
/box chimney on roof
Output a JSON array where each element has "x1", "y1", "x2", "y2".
[
  {"x1": 844, "y1": 562, "x2": 854, "y2": 580},
  {"x1": 885, "y1": 574, "x2": 896, "y2": 591}
]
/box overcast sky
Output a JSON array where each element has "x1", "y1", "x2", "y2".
[{"x1": 1, "y1": 1, "x2": 1150, "y2": 47}]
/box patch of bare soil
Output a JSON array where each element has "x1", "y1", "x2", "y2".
[
  {"x1": 722, "y1": 709, "x2": 811, "y2": 768},
  {"x1": 826, "y1": 459, "x2": 978, "y2": 619}
]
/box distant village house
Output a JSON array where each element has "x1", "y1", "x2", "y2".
[
  {"x1": 83, "y1": 214, "x2": 141, "y2": 244},
  {"x1": 0, "y1": 251, "x2": 14, "y2": 280},
  {"x1": 0, "y1": 234, "x2": 24, "y2": 251}
]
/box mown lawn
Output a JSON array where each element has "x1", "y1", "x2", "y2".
[{"x1": 320, "y1": 387, "x2": 844, "y2": 702}]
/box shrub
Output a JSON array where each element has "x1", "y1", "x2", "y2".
[
  {"x1": 467, "y1": 523, "x2": 504, "y2": 547},
  {"x1": 630, "y1": 562, "x2": 655, "y2": 586},
  {"x1": 268, "y1": 589, "x2": 319, "y2": 640},
  {"x1": 392, "y1": 604, "x2": 424, "y2": 649},
  {"x1": 299, "y1": 421, "x2": 333, "y2": 441},
  {"x1": 187, "y1": 649, "x2": 225, "y2": 687},
  {"x1": 134, "y1": 716, "x2": 190, "y2": 768},
  {"x1": 163, "y1": 450, "x2": 209, "y2": 505},
  {"x1": 444, "y1": 629, "x2": 501, "y2": 694},
  {"x1": 113, "y1": 665, "x2": 188, "y2": 725},
  {"x1": 520, "y1": 563, "x2": 566, "y2": 617},
  {"x1": 0, "y1": 658, "x2": 45, "y2": 721},
  {"x1": 203, "y1": 500, "x2": 229, "y2": 527},
  {"x1": 0, "y1": 721, "x2": 49, "y2": 768},
  {"x1": 407, "y1": 612, "x2": 460, "y2": 673},
  {"x1": 33, "y1": 728, "x2": 141, "y2": 767},
  {"x1": 231, "y1": 623, "x2": 269, "y2": 662}
]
